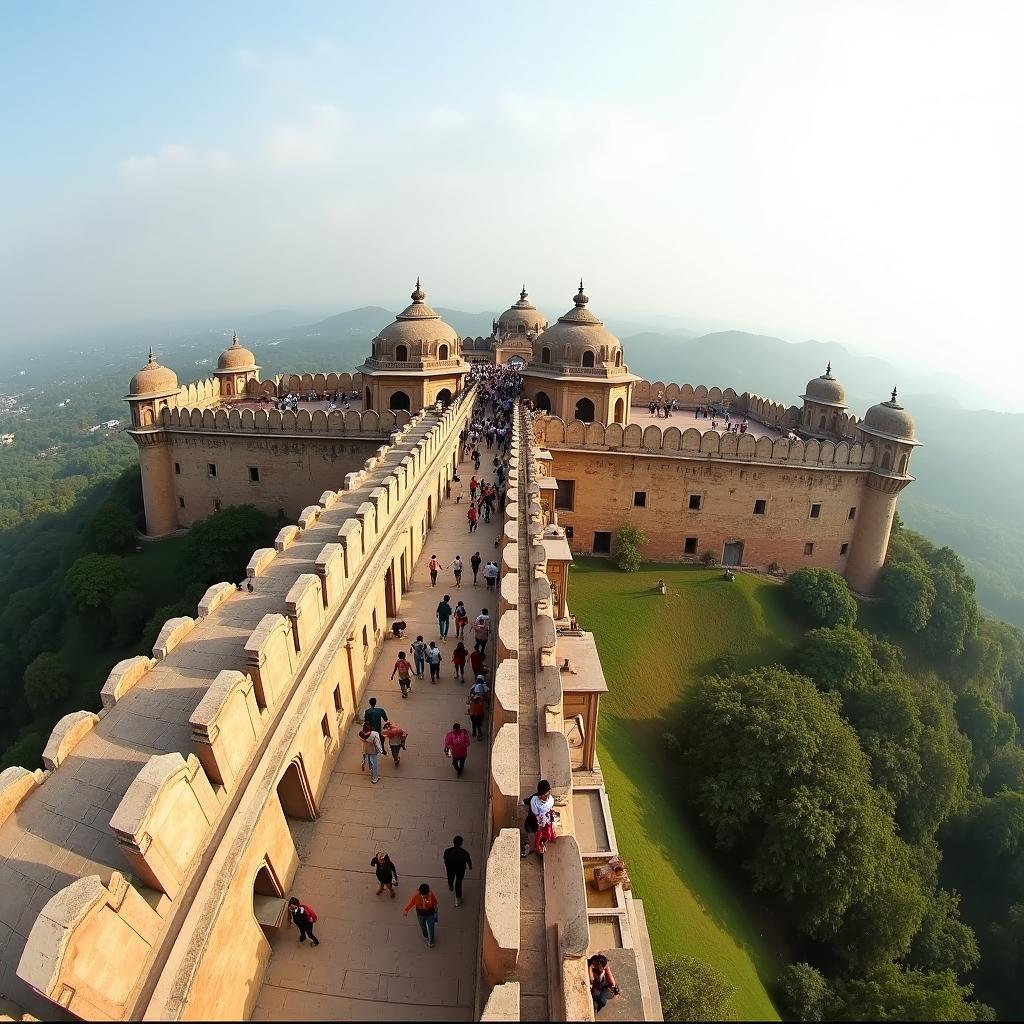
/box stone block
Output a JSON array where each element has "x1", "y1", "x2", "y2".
[
  {"x1": 483, "y1": 829, "x2": 520, "y2": 986},
  {"x1": 42, "y1": 711, "x2": 100, "y2": 771},
  {"x1": 197, "y1": 581, "x2": 235, "y2": 619},
  {"x1": 0, "y1": 766, "x2": 48, "y2": 826},
  {"x1": 153, "y1": 615, "x2": 196, "y2": 660},
  {"x1": 100, "y1": 656, "x2": 155, "y2": 709},
  {"x1": 246, "y1": 547, "x2": 276, "y2": 578},
  {"x1": 274, "y1": 525, "x2": 299, "y2": 553}
]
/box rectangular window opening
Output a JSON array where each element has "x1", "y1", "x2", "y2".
[
  {"x1": 177, "y1": 496, "x2": 185, "y2": 508},
  {"x1": 633, "y1": 491, "x2": 647, "y2": 508},
  {"x1": 214, "y1": 499, "x2": 222, "y2": 512},
  {"x1": 688, "y1": 494, "x2": 702, "y2": 511},
  {"x1": 810, "y1": 503, "x2": 821, "y2": 519},
  {"x1": 249, "y1": 466, "x2": 260, "y2": 482},
  {"x1": 804, "y1": 542, "x2": 815, "y2": 555},
  {"x1": 555, "y1": 479, "x2": 575, "y2": 511},
  {"x1": 848, "y1": 506, "x2": 857, "y2": 520},
  {"x1": 753, "y1": 499, "x2": 767, "y2": 515},
  {"x1": 207, "y1": 462, "x2": 217, "y2": 478},
  {"x1": 333, "y1": 685, "x2": 343, "y2": 713},
  {"x1": 321, "y1": 713, "x2": 331, "y2": 745},
  {"x1": 840, "y1": 542, "x2": 849, "y2": 556},
  {"x1": 593, "y1": 531, "x2": 612, "y2": 555},
  {"x1": 684, "y1": 537, "x2": 698, "y2": 555},
  {"x1": 362, "y1": 625, "x2": 369, "y2": 648},
  {"x1": 174, "y1": 462, "x2": 181, "y2": 475}
]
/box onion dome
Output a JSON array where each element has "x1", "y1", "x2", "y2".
[
  {"x1": 129, "y1": 349, "x2": 179, "y2": 397},
  {"x1": 496, "y1": 285, "x2": 549, "y2": 336},
  {"x1": 801, "y1": 362, "x2": 847, "y2": 407},
  {"x1": 375, "y1": 279, "x2": 460, "y2": 356},
  {"x1": 861, "y1": 388, "x2": 920, "y2": 444},
  {"x1": 217, "y1": 332, "x2": 257, "y2": 371},
  {"x1": 532, "y1": 281, "x2": 622, "y2": 366}
]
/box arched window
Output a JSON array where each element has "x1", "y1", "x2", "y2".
[
  {"x1": 614, "y1": 397, "x2": 625, "y2": 424},
  {"x1": 582, "y1": 350, "x2": 595, "y2": 368},
  {"x1": 364, "y1": 387, "x2": 372, "y2": 410},
  {"x1": 395, "y1": 344, "x2": 408, "y2": 362},
  {"x1": 517, "y1": 323, "x2": 525, "y2": 334},
  {"x1": 436, "y1": 388, "x2": 453, "y2": 406},
  {"x1": 819, "y1": 414, "x2": 827, "y2": 429},
  {"x1": 615, "y1": 351, "x2": 622, "y2": 367},
  {"x1": 541, "y1": 347, "x2": 551, "y2": 365},
  {"x1": 881, "y1": 449, "x2": 892, "y2": 470},
  {"x1": 438, "y1": 344, "x2": 449, "y2": 360},
  {"x1": 898, "y1": 453, "x2": 908, "y2": 474},
  {"x1": 141, "y1": 407, "x2": 154, "y2": 427},
  {"x1": 535, "y1": 391, "x2": 552, "y2": 412},
  {"x1": 574, "y1": 397, "x2": 596, "y2": 422},
  {"x1": 389, "y1": 391, "x2": 411, "y2": 412}
]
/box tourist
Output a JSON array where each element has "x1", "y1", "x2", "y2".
[
  {"x1": 530, "y1": 780, "x2": 556, "y2": 854},
  {"x1": 521, "y1": 799, "x2": 538, "y2": 858},
  {"x1": 468, "y1": 690, "x2": 487, "y2": 739},
  {"x1": 427, "y1": 641, "x2": 442, "y2": 682},
  {"x1": 453, "y1": 600, "x2": 469, "y2": 639},
  {"x1": 390, "y1": 651, "x2": 413, "y2": 698},
  {"x1": 470, "y1": 551, "x2": 482, "y2": 585},
  {"x1": 470, "y1": 675, "x2": 490, "y2": 701},
  {"x1": 452, "y1": 641, "x2": 468, "y2": 680},
  {"x1": 467, "y1": 504, "x2": 478, "y2": 533},
  {"x1": 391, "y1": 619, "x2": 407, "y2": 639},
  {"x1": 469, "y1": 476, "x2": 478, "y2": 500},
  {"x1": 469, "y1": 648, "x2": 487, "y2": 679},
  {"x1": 484, "y1": 560, "x2": 499, "y2": 591},
  {"x1": 428, "y1": 554, "x2": 444, "y2": 588},
  {"x1": 362, "y1": 697, "x2": 389, "y2": 746},
  {"x1": 410, "y1": 635, "x2": 427, "y2": 679},
  {"x1": 443, "y1": 836, "x2": 473, "y2": 908},
  {"x1": 473, "y1": 610, "x2": 491, "y2": 653},
  {"x1": 402, "y1": 883, "x2": 440, "y2": 948},
  {"x1": 383, "y1": 721, "x2": 408, "y2": 765},
  {"x1": 287, "y1": 896, "x2": 320, "y2": 946},
  {"x1": 370, "y1": 851, "x2": 399, "y2": 898},
  {"x1": 588, "y1": 954, "x2": 621, "y2": 1013},
  {"x1": 358, "y1": 725, "x2": 383, "y2": 783},
  {"x1": 436, "y1": 594, "x2": 452, "y2": 639},
  {"x1": 443, "y1": 721, "x2": 471, "y2": 776}
]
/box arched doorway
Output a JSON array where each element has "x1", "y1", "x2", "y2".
[
  {"x1": 535, "y1": 391, "x2": 552, "y2": 413},
  {"x1": 365, "y1": 387, "x2": 372, "y2": 410},
  {"x1": 438, "y1": 344, "x2": 449, "y2": 360},
  {"x1": 436, "y1": 388, "x2": 453, "y2": 406},
  {"x1": 541, "y1": 347, "x2": 551, "y2": 365},
  {"x1": 390, "y1": 390, "x2": 411, "y2": 412},
  {"x1": 615, "y1": 351, "x2": 622, "y2": 367},
  {"x1": 614, "y1": 397, "x2": 625, "y2": 424},
  {"x1": 582, "y1": 351, "x2": 595, "y2": 368},
  {"x1": 574, "y1": 397, "x2": 596, "y2": 422},
  {"x1": 396, "y1": 344, "x2": 409, "y2": 362},
  {"x1": 277, "y1": 758, "x2": 316, "y2": 820}
]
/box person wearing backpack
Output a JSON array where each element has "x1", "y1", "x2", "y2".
[
  {"x1": 410, "y1": 635, "x2": 427, "y2": 679},
  {"x1": 426, "y1": 642, "x2": 442, "y2": 682},
  {"x1": 288, "y1": 896, "x2": 320, "y2": 946},
  {"x1": 529, "y1": 780, "x2": 556, "y2": 854}
]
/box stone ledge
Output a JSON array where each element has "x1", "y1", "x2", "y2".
[
  {"x1": 153, "y1": 615, "x2": 196, "y2": 660},
  {"x1": 197, "y1": 581, "x2": 235, "y2": 619},
  {"x1": 101, "y1": 655, "x2": 156, "y2": 708},
  {"x1": 0, "y1": 766, "x2": 49, "y2": 827},
  {"x1": 297, "y1": 505, "x2": 321, "y2": 529},
  {"x1": 246, "y1": 547, "x2": 276, "y2": 578},
  {"x1": 483, "y1": 829, "x2": 520, "y2": 986},
  {"x1": 274, "y1": 525, "x2": 299, "y2": 552},
  {"x1": 480, "y1": 981, "x2": 520, "y2": 1021},
  {"x1": 42, "y1": 711, "x2": 100, "y2": 771}
]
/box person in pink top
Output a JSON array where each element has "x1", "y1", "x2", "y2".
[{"x1": 443, "y1": 722, "x2": 471, "y2": 776}]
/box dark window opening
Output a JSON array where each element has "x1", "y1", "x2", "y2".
[
  {"x1": 804, "y1": 542, "x2": 814, "y2": 555},
  {"x1": 174, "y1": 462, "x2": 181, "y2": 475},
  {"x1": 593, "y1": 531, "x2": 612, "y2": 555},
  {"x1": 362, "y1": 625, "x2": 369, "y2": 648},
  {"x1": 810, "y1": 503, "x2": 821, "y2": 518},
  {"x1": 208, "y1": 463, "x2": 217, "y2": 478},
  {"x1": 214, "y1": 499, "x2": 222, "y2": 512},
  {"x1": 321, "y1": 714, "x2": 331, "y2": 743},
  {"x1": 633, "y1": 491, "x2": 647, "y2": 508},
  {"x1": 333, "y1": 685, "x2": 343, "y2": 712},
  {"x1": 541, "y1": 347, "x2": 551, "y2": 364},
  {"x1": 753, "y1": 499, "x2": 767, "y2": 515},
  {"x1": 582, "y1": 350, "x2": 595, "y2": 368},
  {"x1": 848, "y1": 506, "x2": 857, "y2": 520},
  {"x1": 684, "y1": 537, "x2": 698, "y2": 555},
  {"x1": 395, "y1": 344, "x2": 408, "y2": 362},
  {"x1": 688, "y1": 494, "x2": 702, "y2": 511},
  {"x1": 555, "y1": 480, "x2": 575, "y2": 511},
  {"x1": 840, "y1": 542, "x2": 849, "y2": 555},
  {"x1": 178, "y1": 496, "x2": 185, "y2": 508},
  {"x1": 249, "y1": 466, "x2": 260, "y2": 482}
]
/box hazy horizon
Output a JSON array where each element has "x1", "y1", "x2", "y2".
[{"x1": 2, "y1": 1, "x2": 1021, "y2": 401}]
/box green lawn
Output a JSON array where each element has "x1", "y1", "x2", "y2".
[{"x1": 569, "y1": 560, "x2": 801, "y2": 1021}]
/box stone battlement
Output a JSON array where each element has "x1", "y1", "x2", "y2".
[{"x1": 159, "y1": 404, "x2": 409, "y2": 437}]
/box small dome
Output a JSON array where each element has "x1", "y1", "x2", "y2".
[
  {"x1": 129, "y1": 350, "x2": 179, "y2": 396},
  {"x1": 497, "y1": 286, "x2": 548, "y2": 336},
  {"x1": 375, "y1": 279, "x2": 460, "y2": 356},
  {"x1": 217, "y1": 333, "x2": 257, "y2": 371},
  {"x1": 532, "y1": 282, "x2": 622, "y2": 366},
  {"x1": 861, "y1": 388, "x2": 919, "y2": 443},
  {"x1": 801, "y1": 363, "x2": 847, "y2": 407}
]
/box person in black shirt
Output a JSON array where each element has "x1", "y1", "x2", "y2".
[
  {"x1": 288, "y1": 896, "x2": 320, "y2": 946},
  {"x1": 443, "y1": 835, "x2": 473, "y2": 907}
]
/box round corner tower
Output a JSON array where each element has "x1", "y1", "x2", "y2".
[
  {"x1": 846, "y1": 388, "x2": 921, "y2": 594},
  {"x1": 125, "y1": 350, "x2": 181, "y2": 538}
]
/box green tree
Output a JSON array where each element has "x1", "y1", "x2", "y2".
[
  {"x1": 924, "y1": 562, "x2": 979, "y2": 662},
  {"x1": 655, "y1": 955, "x2": 735, "y2": 1021},
  {"x1": 879, "y1": 562, "x2": 936, "y2": 633},
  {"x1": 613, "y1": 523, "x2": 645, "y2": 573},
  {"x1": 23, "y1": 650, "x2": 73, "y2": 713},
  {"x1": 110, "y1": 588, "x2": 155, "y2": 648},
  {"x1": 63, "y1": 553, "x2": 135, "y2": 613},
  {"x1": 829, "y1": 966, "x2": 980, "y2": 1021},
  {"x1": 82, "y1": 500, "x2": 137, "y2": 554},
  {"x1": 183, "y1": 505, "x2": 280, "y2": 590},
  {"x1": 784, "y1": 568, "x2": 858, "y2": 627},
  {"x1": 0, "y1": 729, "x2": 45, "y2": 771},
  {"x1": 907, "y1": 888, "x2": 980, "y2": 976},
  {"x1": 678, "y1": 666, "x2": 925, "y2": 962},
  {"x1": 985, "y1": 745, "x2": 1024, "y2": 795},
  {"x1": 795, "y1": 625, "x2": 877, "y2": 696},
  {"x1": 957, "y1": 687, "x2": 1017, "y2": 782},
  {"x1": 779, "y1": 963, "x2": 832, "y2": 1022}
]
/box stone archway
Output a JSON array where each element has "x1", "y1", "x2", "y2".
[
  {"x1": 574, "y1": 397, "x2": 596, "y2": 422},
  {"x1": 614, "y1": 397, "x2": 625, "y2": 424},
  {"x1": 535, "y1": 391, "x2": 552, "y2": 412},
  {"x1": 365, "y1": 387, "x2": 372, "y2": 410},
  {"x1": 396, "y1": 345, "x2": 409, "y2": 362},
  {"x1": 436, "y1": 388, "x2": 453, "y2": 407},
  {"x1": 390, "y1": 391, "x2": 411, "y2": 412},
  {"x1": 582, "y1": 350, "x2": 595, "y2": 368}
]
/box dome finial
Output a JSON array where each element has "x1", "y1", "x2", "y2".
[
  {"x1": 148, "y1": 347, "x2": 155, "y2": 365},
  {"x1": 574, "y1": 279, "x2": 588, "y2": 306},
  {"x1": 521, "y1": 284, "x2": 527, "y2": 300},
  {"x1": 231, "y1": 332, "x2": 240, "y2": 348},
  {"x1": 411, "y1": 277, "x2": 425, "y2": 302},
  {"x1": 825, "y1": 361, "x2": 832, "y2": 376},
  {"x1": 891, "y1": 386, "x2": 898, "y2": 404}
]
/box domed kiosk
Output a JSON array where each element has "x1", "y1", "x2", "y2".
[
  {"x1": 522, "y1": 282, "x2": 638, "y2": 424},
  {"x1": 213, "y1": 333, "x2": 260, "y2": 398},
  {"x1": 493, "y1": 286, "x2": 548, "y2": 368},
  {"x1": 846, "y1": 388, "x2": 922, "y2": 595},
  {"x1": 799, "y1": 363, "x2": 848, "y2": 439},
  {"x1": 357, "y1": 280, "x2": 468, "y2": 413}
]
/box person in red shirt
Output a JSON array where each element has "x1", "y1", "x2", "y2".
[
  {"x1": 467, "y1": 504, "x2": 478, "y2": 533},
  {"x1": 403, "y1": 883, "x2": 440, "y2": 947},
  {"x1": 443, "y1": 722, "x2": 471, "y2": 776},
  {"x1": 469, "y1": 648, "x2": 487, "y2": 679},
  {"x1": 288, "y1": 896, "x2": 319, "y2": 946}
]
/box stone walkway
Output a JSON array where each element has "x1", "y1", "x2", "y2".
[{"x1": 252, "y1": 443, "x2": 503, "y2": 1021}]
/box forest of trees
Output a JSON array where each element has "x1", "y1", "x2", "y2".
[{"x1": 674, "y1": 519, "x2": 1024, "y2": 1020}]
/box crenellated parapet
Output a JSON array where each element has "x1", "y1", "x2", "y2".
[
  {"x1": 158, "y1": 404, "x2": 408, "y2": 436},
  {"x1": 632, "y1": 379, "x2": 739, "y2": 408}
]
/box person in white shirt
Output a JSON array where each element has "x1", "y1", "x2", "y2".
[
  {"x1": 529, "y1": 780, "x2": 556, "y2": 854},
  {"x1": 483, "y1": 561, "x2": 499, "y2": 592}
]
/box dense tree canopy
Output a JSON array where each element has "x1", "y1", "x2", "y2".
[
  {"x1": 784, "y1": 567, "x2": 858, "y2": 627},
  {"x1": 878, "y1": 562, "x2": 936, "y2": 633},
  {"x1": 184, "y1": 504, "x2": 281, "y2": 590}
]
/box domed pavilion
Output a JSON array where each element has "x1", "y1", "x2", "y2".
[
  {"x1": 357, "y1": 280, "x2": 468, "y2": 412},
  {"x1": 493, "y1": 286, "x2": 548, "y2": 368},
  {"x1": 857, "y1": 388, "x2": 921, "y2": 476},
  {"x1": 799, "y1": 363, "x2": 848, "y2": 439},
  {"x1": 213, "y1": 333, "x2": 260, "y2": 398},
  {"x1": 125, "y1": 349, "x2": 180, "y2": 429},
  {"x1": 521, "y1": 282, "x2": 638, "y2": 424}
]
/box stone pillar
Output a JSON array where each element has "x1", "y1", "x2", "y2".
[{"x1": 846, "y1": 476, "x2": 900, "y2": 595}]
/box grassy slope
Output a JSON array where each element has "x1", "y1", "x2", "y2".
[{"x1": 569, "y1": 560, "x2": 800, "y2": 1021}]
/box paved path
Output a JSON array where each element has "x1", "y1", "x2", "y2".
[{"x1": 253, "y1": 441, "x2": 503, "y2": 1021}]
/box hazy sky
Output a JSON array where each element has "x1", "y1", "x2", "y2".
[{"x1": 2, "y1": 1, "x2": 1021, "y2": 399}]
